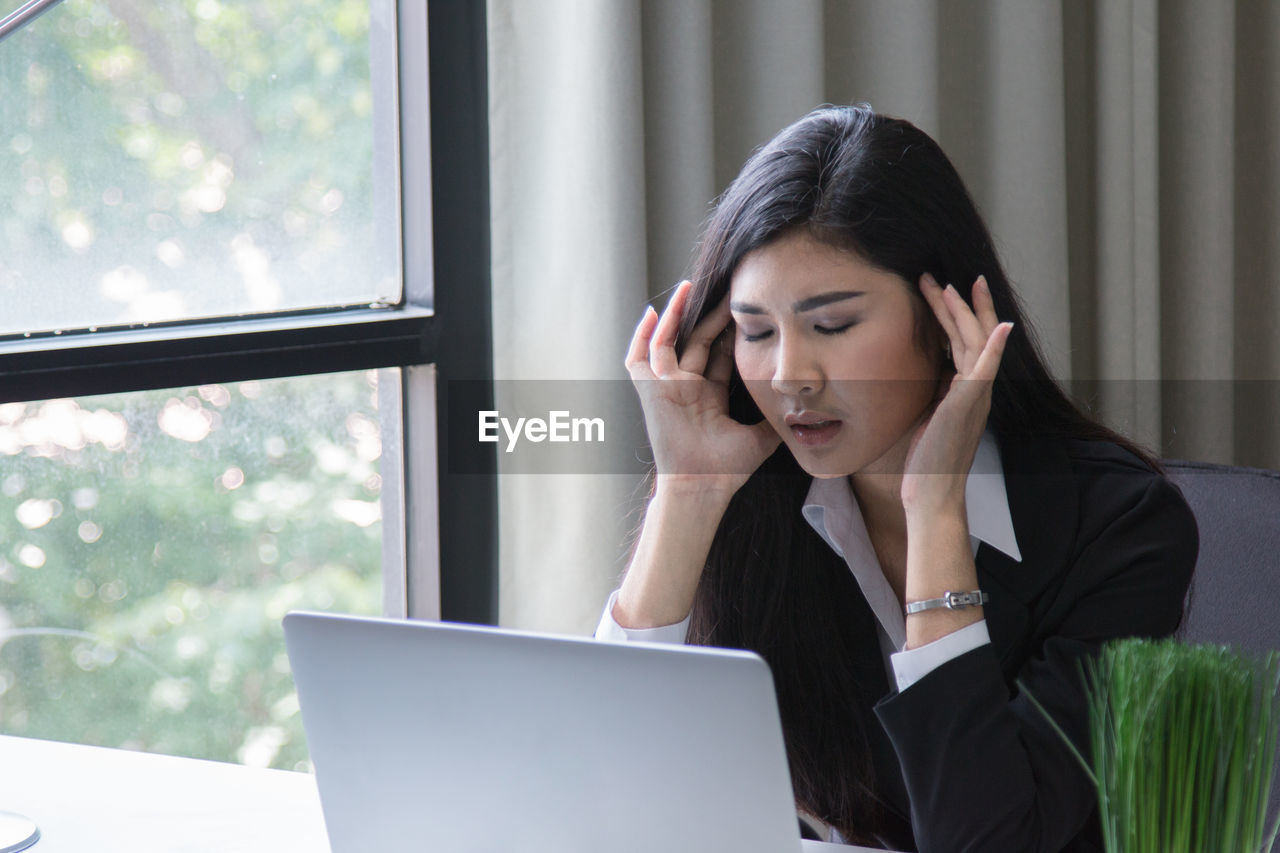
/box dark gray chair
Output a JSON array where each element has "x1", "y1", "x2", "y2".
[
  {"x1": 1166, "y1": 459, "x2": 1280, "y2": 656},
  {"x1": 1164, "y1": 458, "x2": 1280, "y2": 825}
]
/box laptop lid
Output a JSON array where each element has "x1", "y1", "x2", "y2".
[{"x1": 283, "y1": 611, "x2": 804, "y2": 853}]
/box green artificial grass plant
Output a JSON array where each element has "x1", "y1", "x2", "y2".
[{"x1": 1026, "y1": 638, "x2": 1280, "y2": 853}]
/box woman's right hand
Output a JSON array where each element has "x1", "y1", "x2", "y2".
[{"x1": 625, "y1": 280, "x2": 781, "y2": 498}]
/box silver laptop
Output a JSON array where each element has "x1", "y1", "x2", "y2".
[{"x1": 283, "y1": 610, "x2": 806, "y2": 853}]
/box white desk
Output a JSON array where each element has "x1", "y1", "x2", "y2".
[
  {"x1": 0, "y1": 735, "x2": 329, "y2": 852},
  {"x1": 0, "y1": 735, "x2": 872, "y2": 852}
]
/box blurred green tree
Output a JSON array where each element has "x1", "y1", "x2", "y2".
[
  {"x1": 0, "y1": 0, "x2": 390, "y2": 769},
  {"x1": 0, "y1": 0, "x2": 387, "y2": 334},
  {"x1": 0, "y1": 372, "x2": 383, "y2": 770}
]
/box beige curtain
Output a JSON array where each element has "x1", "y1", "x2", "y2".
[{"x1": 487, "y1": 0, "x2": 1280, "y2": 632}]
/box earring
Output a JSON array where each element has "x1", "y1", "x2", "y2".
[{"x1": 943, "y1": 340, "x2": 952, "y2": 362}]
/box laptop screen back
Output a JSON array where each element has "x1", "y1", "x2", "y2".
[{"x1": 283, "y1": 611, "x2": 802, "y2": 853}]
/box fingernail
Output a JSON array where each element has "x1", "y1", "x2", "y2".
[{"x1": 920, "y1": 273, "x2": 936, "y2": 288}]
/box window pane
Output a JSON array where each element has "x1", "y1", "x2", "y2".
[
  {"x1": 0, "y1": 370, "x2": 385, "y2": 770},
  {"x1": 0, "y1": 0, "x2": 400, "y2": 336}
]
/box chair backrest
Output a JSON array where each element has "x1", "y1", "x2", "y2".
[
  {"x1": 1164, "y1": 458, "x2": 1280, "y2": 827},
  {"x1": 1164, "y1": 459, "x2": 1280, "y2": 656}
]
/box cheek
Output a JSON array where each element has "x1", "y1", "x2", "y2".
[
  {"x1": 733, "y1": 348, "x2": 770, "y2": 383},
  {"x1": 733, "y1": 351, "x2": 778, "y2": 414},
  {"x1": 854, "y1": 325, "x2": 936, "y2": 380}
]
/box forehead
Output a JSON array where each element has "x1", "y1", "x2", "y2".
[{"x1": 729, "y1": 231, "x2": 904, "y2": 305}]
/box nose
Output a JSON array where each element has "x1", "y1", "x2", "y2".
[{"x1": 770, "y1": 332, "x2": 823, "y2": 397}]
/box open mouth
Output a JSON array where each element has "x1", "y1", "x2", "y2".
[{"x1": 790, "y1": 419, "x2": 842, "y2": 447}]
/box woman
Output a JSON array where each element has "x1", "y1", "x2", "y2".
[{"x1": 596, "y1": 105, "x2": 1197, "y2": 851}]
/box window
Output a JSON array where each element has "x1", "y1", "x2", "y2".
[
  {"x1": 0, "y1": 373, "x2": 382, "y2": 769},
  {"x1": 0, "y1": 0, "x2": 495, "y2": 767},
  {"x1": 0, "y1": 0, "x2": 401, "y2": 335}
]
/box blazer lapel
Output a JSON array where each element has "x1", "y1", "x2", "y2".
[
  {"x1": 977, "y1": 434, "x2": 1079, "y2": 673},
  {"x1": 847, "y1": 434, "x2": 1081, "y2": 829}
]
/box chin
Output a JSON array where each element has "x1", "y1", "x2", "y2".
[{"x1": 783, "y1": 445, "x2": 857, "y2": 480}]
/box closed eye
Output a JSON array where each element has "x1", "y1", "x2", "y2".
[
  {"x1": 740, "y1": 329, "x2": 773, "y2": 343},
  {"x1": 739, "y1": 321, "x2": 856, "y2": 342}
]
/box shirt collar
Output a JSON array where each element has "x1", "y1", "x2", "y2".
[{"x1": 800, "y1": 429, "x2": 1023, "y2": 564}]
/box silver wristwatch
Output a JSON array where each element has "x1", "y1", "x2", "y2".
[{"x1": 903, "y1": 590, "x2": 990, "y2": 616}]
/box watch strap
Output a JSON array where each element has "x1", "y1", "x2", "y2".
[{"x1": 904, "y1": 589, "x2": 990, "y2": 615}]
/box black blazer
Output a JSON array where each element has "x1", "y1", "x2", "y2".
[{"x1": 850, "y1": 435, "x2": 1198, "y2": 852}]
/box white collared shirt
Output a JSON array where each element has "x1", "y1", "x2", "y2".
[{"x1": 595, "y1": 430, "x2": 1023, "y2": 693}]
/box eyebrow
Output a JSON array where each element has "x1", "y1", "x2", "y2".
[{"x1": 729, "y1": 290, "x2": 866, "y2": 315}]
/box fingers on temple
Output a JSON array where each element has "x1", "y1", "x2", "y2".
[
  {"x1": 625, "y1": 306, "x2": 659, "y2": 379},
  {"x1": 972, "y1": 321, "x2": 1014, "y2": 382},
  {"x1": 705, "y1": 330, "x2": 734, "y2": 384},
  {"x1": 941, "y1": 282, "x2": 985, "y2": 354},
  {"x1": 649, "y1": 282, "x2": 689, "y2": 377},
  {"x1": 972, "y1": 275, "x2": 1000, "y2": 332},
  {"x1": 919, "y1": 273, "x2": 961, "y2": 348},
  {"x1": 681, "y1": 291, "x2": 731, "y2": 375}
]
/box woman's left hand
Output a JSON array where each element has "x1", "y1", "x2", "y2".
[{"x1": 901, "y1": 274, "x2": 1013, "y2": 517}]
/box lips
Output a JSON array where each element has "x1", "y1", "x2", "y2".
[{"x1": 784, "y1": 411, "x2": 843, "y2": 448}]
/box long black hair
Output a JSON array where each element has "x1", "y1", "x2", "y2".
[{"x1": 667, "y1": 105, "x2": 1157, "y2": 843}]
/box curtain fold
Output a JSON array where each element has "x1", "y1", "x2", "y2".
[
  {"x1": 641, "y1": 0, "x2": 715, "y2": 291},
  {"x1": 1234, "y1": 0, "x2": 1280, "y2": 454},
  {"x1": 1159, "y1": 1, "x2": 1237, "y2": 461},
  {"x1": 488, "y1": 0, "x2": 1280, "y2": 632},
  {"x1": 487, "y1": 0, "x2": 650, "y2": 631}
]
